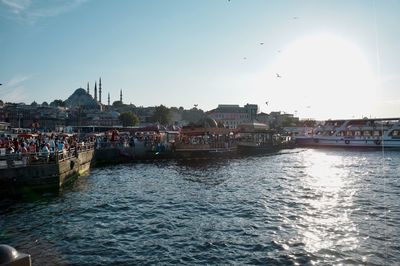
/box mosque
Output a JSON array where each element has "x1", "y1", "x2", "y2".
[{"x1": 64, "y1": 77, "x2": 123, "y2": 111}]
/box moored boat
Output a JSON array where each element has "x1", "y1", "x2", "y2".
[
  {"x1": 174, "y1": 118, "x2": 236, "y2": 159},
  {"x1": 236, "y1": 122, "x2": 282, "y2": 154},
  {"x1": 295, "y1": 118, "x2": 400, "y2": 149}
]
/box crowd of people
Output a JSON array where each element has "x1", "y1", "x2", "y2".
[{"x1": 0, "y1": 133, "x2": 93, "y2": 167}]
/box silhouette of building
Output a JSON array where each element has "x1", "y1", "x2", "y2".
[
  {"x1": 99, "y1": 77, "x2": 102, "y2": 104},
  {"x1": 94, "y1": 82, "x2": 97, "y2": 102}
]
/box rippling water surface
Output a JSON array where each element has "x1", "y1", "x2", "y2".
[{"x1": 1, "y1": 148, "x2": 400, "y2": 265}]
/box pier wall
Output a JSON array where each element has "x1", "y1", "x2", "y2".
[{"x1": 0, "y1": 147, "x2": 94, "y2": 198}]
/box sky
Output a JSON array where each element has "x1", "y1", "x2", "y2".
[{"x1": 0, "y1": 0, "x2": 399, "y2": 120}]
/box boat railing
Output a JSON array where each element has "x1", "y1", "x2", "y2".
[
  {"x1": 95, "y1": 140, "x2": 134, "y2": 149},
  {"x1": 175, "y1": 141, "x2": 235, "y2": 150}
]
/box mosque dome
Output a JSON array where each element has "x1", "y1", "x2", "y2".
[{"x1": 64, "y1": 88, "x2": 101, "y2": 109}]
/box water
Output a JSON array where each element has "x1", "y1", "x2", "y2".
[{"x1": 1, "y1": 148, "x2": 400, "y2": 265}]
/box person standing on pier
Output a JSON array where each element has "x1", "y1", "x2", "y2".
[
  {"x1": 41, "y1": 143, "x2": 50, "y2": 162},
  {"x1": 20, "y1": 143, "x2": 28, "y2": 166}
]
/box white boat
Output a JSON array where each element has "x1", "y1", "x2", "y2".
[{"x1": 295, "y1": 118, "x2": 400, "y2": 149}]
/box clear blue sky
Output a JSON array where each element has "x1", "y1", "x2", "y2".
[{"x1": 1, "y1": 0, "x2": 399, "y2": 119}]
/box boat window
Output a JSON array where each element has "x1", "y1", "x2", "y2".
[
  {"x1": 373, "y1": 130, "x2": 381, "y2": 136},
  {"x1": 336, "y1": 131, "x2": 344, "y2": 136},
  {"x1": 346, "y1": 131, "x2": 353, "y2": 136},
  {"x1": 363, "y1": 131, "x2": 371, "y2": 136},
  {"x1": 355, "y1": 131, "x2": 361, "y2": 136}
]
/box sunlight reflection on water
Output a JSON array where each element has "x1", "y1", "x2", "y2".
[
  {"x1": 299, "y1": 150, "x2": 359, "y2": 254},
  {"x1": 1, "y1": 149, "x2": 400, "y2": 265}
]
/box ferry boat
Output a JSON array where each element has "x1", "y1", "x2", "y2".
[
  {"x1": 174, "y1": 118, "x2": 237, "y2": 159},
  {"x1": 295, "y1": 118, "x2": 400, "y2": 149},
  {"x1": 236, "y1": 122, "x2": 282, "y2": 154}
]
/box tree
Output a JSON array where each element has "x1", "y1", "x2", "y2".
[
  {"x1": 50, "y1": 99, "x2": 65, "y2": 107},
  {"x1": 42, "y1": 101, "x2": 49, "y2": 107},
  {"x1": 150, "y1": 105, "x2": 171, "y2": 125},
  {"x1": 119, "y1": 112, "x2": 139, "y2": 127},
  {"x1": 182, "y1": 108, "x2": 205, "y2": 123}
]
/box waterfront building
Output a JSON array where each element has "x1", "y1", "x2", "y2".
[
  {"x1": 1, "y1": 103, "x2": 67, "y2": 130},
  {"x1": 207, "y1": 104, "x2": 259, "y2": 129},
  {"x1": 268, "y1": 111, "x2": 299, "y2": 128},
  {"x1": 256, "y1": 112, "x2": 270, "y2": 125}
]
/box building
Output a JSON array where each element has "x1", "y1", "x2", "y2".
[
  {"x1": 1, "y1": 103, "x2": 67, "y2": 131},
  {"x1": 267, "y1": 111, "x2": 300, "y2": 129},
  {"x1": 207, "y1": 104, "x2": 259, "y2": 129}
]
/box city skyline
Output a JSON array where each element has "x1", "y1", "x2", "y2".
[{"x1": 1, "y1": 0, "x2": 399, "y2": 120}]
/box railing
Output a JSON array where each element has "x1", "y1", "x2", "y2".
[
  {"x1": 0, "y1": 143, "x2": 94, "y2": 169},
  {"x1": 95, "y1": 140, "x2": 134, "y2": 149},
  {"x1": 175, "y1": 141, "x2": 235, "y2": 150}
]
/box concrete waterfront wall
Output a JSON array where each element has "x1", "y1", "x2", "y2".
[
  {"x1": 0, "y1": 163, "x2": 59, "y2": 197},
  {"x1": 58, "y1": 149, "x2": 94, "y2": 187},
  {"x1": 0, "y1": 148, "x2": 94, "y2": 198}
]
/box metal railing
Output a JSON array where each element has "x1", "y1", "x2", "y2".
[{"x1": 0, "y1": 143, "x2": 94, "y2": 169}]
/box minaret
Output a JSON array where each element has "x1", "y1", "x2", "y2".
[
  {"x1": 87, "y1": 82, "x2": 90, "y2": 94},
  {"x1": 120, "y1": 89, "x2": 122, "y2": 103},
  {"x1": 108, "y1": 93, "x2": 110, "y2": 106},
  {"x1": 94, "y1": 82, "x2": 97, "y2": 101},
  {"x1": 99, "y1": 77, "x2": 102, "y2": 104}
]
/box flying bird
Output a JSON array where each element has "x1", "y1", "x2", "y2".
[
  {"x1": 243, "y1": 57, "x2": 247, "y2": 60},
  {"x1": 265, "y1": 101, "x2": 269, "y2": 106},
  {"x1": 260, "y1": 42, "x2": 264, "y2": 45},
  {"x1": 276, "y1": 73, "x2": 282, "y2": 78},
  {"x1": 293, "y1": 16, "x2": 299, "y2": 19}
]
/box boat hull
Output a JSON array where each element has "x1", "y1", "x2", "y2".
[
  {"x1": 295, "y1": 137, "x2": 400, "y2": 149},
  {"x1": 174, "y1": 147, "x2": 237, "y2": 159},
  {"x1": 237, "y1": 143, "x2": 281, "y2": 155}
]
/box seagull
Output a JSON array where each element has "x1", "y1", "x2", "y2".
[
  {"x1": 276, "y1": 73, "x2": 282, "y2": 78},
  {"x1": 260, "y1": 42, "x2": 264, "y2": 45},
  {"x1": 265, "y1": 101, "x2": 269, "y2": 106},
  {"x1": 194, "y1": 104, "x2": 198, "y2": 108}
]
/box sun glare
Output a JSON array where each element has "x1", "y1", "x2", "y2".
[{"x1": 263, "y1": 33, "x2": 377, "y2": 119}]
